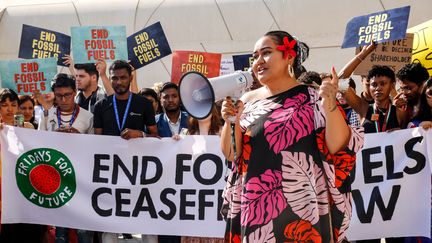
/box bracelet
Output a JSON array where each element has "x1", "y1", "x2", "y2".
[{"x1": 356, "y1": 55, "x2": 364, "y2": 62}]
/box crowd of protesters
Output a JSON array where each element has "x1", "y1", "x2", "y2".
[{"x1": 0, "y1": 29, "x2": 431, "y2": 243}]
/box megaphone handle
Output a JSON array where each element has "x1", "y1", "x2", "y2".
[{"x1": 228, "y1": 115, "x2": 237, "y2": 123}]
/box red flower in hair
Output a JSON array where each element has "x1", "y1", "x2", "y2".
[{"x1": 276, "y1": 36, "x2": 297, "y2": 59}]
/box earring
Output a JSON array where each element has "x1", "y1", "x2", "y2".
[{"x1": 288, "y1": 64, "x2": 295, "y2": 78}]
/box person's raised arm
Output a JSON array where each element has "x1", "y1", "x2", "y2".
[
  {"x1": 342, "y1": 87, "x2": 369, "y2": 119},
  {"x1": 338, "y1": 43, "x2": 376, "y2": 79},
  {"x1": 95, "y1": 59, "x2": 114, "y2": 96},
  {"x1": 320, "y1": 67, "x2": 351, "y2": 154},
  {"x1": 129, "y1": 63, "x2": 139, "y2": 94},
  {"x1": 62, "y1": 54, "x2": 76, "y2": 76}
]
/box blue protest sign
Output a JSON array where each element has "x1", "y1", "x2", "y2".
[
  {"x1": 341, "y1": 6, "x2": 410, "y2": 48},
  {"x1": 0, "y1": 58, "x2": 57, "y2": 95},
  {"x1": 71, "y1": 26, "x2": 127, "y2": 63},
  {"x1": 18, "y1": 24, "x2": 71, "y2": 67},
  {"x1": 233, "y1": 54, "x2": 253, "y2": 71},
  {"x1": 127, "y1": 22, "x2": 172, "y2": 69}
]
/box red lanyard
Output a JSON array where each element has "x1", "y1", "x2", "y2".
[{"x1": 373, "y1": 104, "x2": 391, "y2": 132}]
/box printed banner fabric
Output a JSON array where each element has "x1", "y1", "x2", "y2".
[
  {"x1": 1, "y1": 127, "x2": 226, "y2": 237},
  {"x1": 1, "y1": 127, "x2": 431, "y2": 239}
]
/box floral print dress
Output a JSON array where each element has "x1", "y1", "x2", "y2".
[{"x1": 221, "y1": 85, "x2": 364, "y2": 243}]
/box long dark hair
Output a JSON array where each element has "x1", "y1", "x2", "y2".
[
  {"x1": 264, "y1": 31, "x2": 309, "y2": 78},
  {"x1": 412, "y1": 78, "x2": 432, "y2": 122},
  {"x1": 187, "y1": 106, "x2": 222, "y2": 135}
]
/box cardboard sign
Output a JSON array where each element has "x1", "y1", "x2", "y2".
[
  {"x1": 127, "y1": 22, "x2": 172, "y2": 70},
  {"x1": 220, "y1": 58, "x2": 234, "y2": 76},
  {"x1": 171, "y1": 51, "x2": 221, "y2": 84},
  {"x1": 341, "y1": 6, "x2": 410, "y2": 48},
  {"x1": 233, "y1": 54, "x2": 253, "y2": 71},
  {"x1": 408, "y1": 19, "x2": 432, "y2": 76},
  {"x1": 0, "y1": 58, "x2": 57, "y2": 95},
  {"x1": 71, "y1": 26, "x2": 127, "y2": 63},
  {"x1": 353, "y1": 33, "x2": 413, "y2": 75},
  {"x1": 18, "y1": 24, "x2": 71, "y2": 67}
]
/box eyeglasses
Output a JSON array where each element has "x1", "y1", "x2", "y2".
[{"x1": 55, "y1": 93, "x2": 74, "y2": 100}]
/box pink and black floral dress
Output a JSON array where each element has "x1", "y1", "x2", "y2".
[{"x1": 221, "y1": 85, "x2": 364, "y2": 243}]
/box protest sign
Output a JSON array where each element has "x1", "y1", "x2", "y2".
[
  {"x1": 408, "y1": 19, "x2": 432, "y2": 76},
  {"x1": 220, "y1": 58, "x2": 234, "y2": 76},
  {"x1": 71, "y1": 26, "x2": 127, "y2": 63},
  {"x1": 233, "y1": 54, "x2": 253, "y2": 71},
  {"x1": 127, "y1": 22, "x2": 171, "y2": 70},
  {"x1": 342, "y1": 6, "x2": 410, "y2": 48},
  {"x1": 2, "y1": 127, "x2": 432, "y2": 239},
  {"x1": 0, "y1": 58, "x2": 56, "y2": 95},
  {"x1": 171, "y1": 51, "x2": 221, "y2": 84},
  {"x1": 18, "y1": 24, "x2": 71, "y2": 66},
  {"x1": 1, "y1": 127, "x2": 226, "y2": 237},
  {"x1": 354, "y1": 33, "x2": 413, "y2": 75},
  {"x1": 347, "y1": 128, "x2": 431, "y2": 240}
]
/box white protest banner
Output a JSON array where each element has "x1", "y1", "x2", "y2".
[
  {"x1": 1, "y1": 126, "x2": 226, "y2": 237},
  {"x1": 347, "y1": 128, "x2": 431, "y2": 240}
]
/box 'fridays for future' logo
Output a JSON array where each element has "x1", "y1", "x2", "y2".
[{"x1": 16, "y1": 148, "x2": 76, "y2": 208}]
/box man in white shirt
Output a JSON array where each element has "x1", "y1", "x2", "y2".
[
  {"x1": 38, "y1": 73, "x2": 94, "y2": 243},
  {"x1": 39, "y1": 73, "x2": 93, "y2": 134}
]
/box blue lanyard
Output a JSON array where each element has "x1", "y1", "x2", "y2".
[
  {"x1": 113, "y1": 93, "x2": 132, "y2": 132},
  {"x1": 346, "y1": 109, "x2": 352, "y2": 119},
  {"x1": 57, "y1": 105, "x2": 79, "y2": 129}
]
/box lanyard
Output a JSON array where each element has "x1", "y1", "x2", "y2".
[
  {"x1": 57, "y1": 105, "x2": 79, "y2": 129},
  {"x1": 346, "y1": 109, "x2": 352, "y2": 120},
  {"x1": 113, "y1": 93, "x2": 132, "y2": 132},
  {"x1": 373, "y1": 104, "x2": 391, "y2": 132}
]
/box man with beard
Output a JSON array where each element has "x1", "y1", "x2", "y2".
[
  {"x1": 394, "y1": 63, "x2": 430, "y2": 119},
  {"x1": 93, "y1": 60, "x2": 157, "y2": 243},
  {"x1": 93, "y1": 60, "x2": 157, "y2": 138},
  {"x1": 154, "y1": 82, "x2": 188, "y2": 243},
  {"x1": 156, "y1": 82, "x2": 188, "y2": 138},
  {"x1": 74, "y1": 62, "x2": 110, "y2": 113}
]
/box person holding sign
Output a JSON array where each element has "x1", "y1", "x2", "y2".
[{"x1": 220, "y1": 31, "x2": 364, "y2": 242}]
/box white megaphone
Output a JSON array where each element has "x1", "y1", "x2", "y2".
[{"x1": 179, "y1": 71, "x2": 253, "y2": 119}]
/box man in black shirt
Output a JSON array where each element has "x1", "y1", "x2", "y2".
[
  {"x1": 93, "y1": 60, "x2": 157, "y2": 138},
  {"x1": 93, "y1": 60, "x2": 158, "y2": 242},
  {"x1": 74, "y1": 63, "x2": 107, "y2": 113}
]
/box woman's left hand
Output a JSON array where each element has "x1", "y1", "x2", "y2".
[{"x1": 319, "y1": 67, "x2": 339, "y2": 112}]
